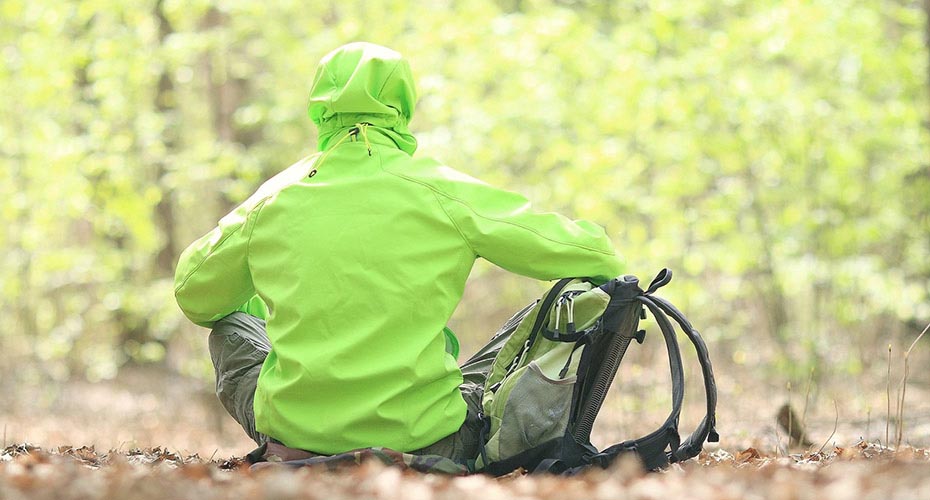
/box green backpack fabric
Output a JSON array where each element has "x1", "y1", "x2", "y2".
[{"x1": 475, "y1": 269, "x2": 719, "y2": 475}]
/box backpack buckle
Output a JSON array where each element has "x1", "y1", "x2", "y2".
[{"x1": 552, "y1": 294, "x2": 577, "y2": 338}]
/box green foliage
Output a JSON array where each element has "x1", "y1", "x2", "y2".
[{"x1": 1, "y1": 0, "x2": 927, "y2": 385}]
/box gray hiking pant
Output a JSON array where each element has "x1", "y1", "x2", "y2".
[{"x1": 209, "y1": 312, "x2": 514, "y2": 462}]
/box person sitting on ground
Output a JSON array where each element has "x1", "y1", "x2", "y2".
[{"x1": 174, "y1": 41, "x2": 623, "y2": 465}]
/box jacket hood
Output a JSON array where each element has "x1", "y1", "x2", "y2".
[{"x1": 308, "y1": 42, "x2": 418, "y2": 155}]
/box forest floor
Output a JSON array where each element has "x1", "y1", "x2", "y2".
[
  {"x1": 1, "y1": 440, "x2": 929, "y2": 499},
  {"x1": 2, "y1": 365, "x2": 930, "y2": 499}
]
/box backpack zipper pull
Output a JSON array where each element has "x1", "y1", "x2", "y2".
[{"x1": 558, "y1": 339, "x2": 586, "y2": 379}]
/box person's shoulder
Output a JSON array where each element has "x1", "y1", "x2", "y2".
[
  {"x1": 256, "y1": 154, "x2": 319, "y2": 196},
  {"x1": 383, "y1": 154, "x2": 489, "y2": 195},
  {"x1": 224, "y1": 154, "x2": 320, "y2": 218}
]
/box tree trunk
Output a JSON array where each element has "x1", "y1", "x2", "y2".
[
  {"x1": 919, "y1": 0, "x2": 930, "y2": 335},
  {"x1": 154, "y1": 0, "x2": 179, "y2": 276},
  {"x1": 200, "y1": 7, "x2": 261, "y2": 216}
]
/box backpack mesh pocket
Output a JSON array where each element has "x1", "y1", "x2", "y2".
[{"x1": 485, "y1": 342, "x2": 582, "y2": 461}]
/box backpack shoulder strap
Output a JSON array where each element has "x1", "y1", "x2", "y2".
[
  {"x1": 647, "y1": 294, "x2": 719, "y2": 462},
  {"x1": 642, "y1": 269, "x2": 719, "y2": 462},
  {"x1": 591, "y1": 269, "x2": 718, "y2": 470}
]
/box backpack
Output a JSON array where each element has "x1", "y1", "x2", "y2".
[{"x1": 474, "y1": 269, "x2": 719, "y2": 475}]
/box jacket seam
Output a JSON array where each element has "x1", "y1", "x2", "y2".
[
  {"x1": 382, "y1": 169, "x2": 616, "y2": 256},
  {"x1": 377, "y1": 163, "x2": 475, "y2": 254},
  {"x1": 434, "y1": 189, "x2": 477, "y2": 255},
  {"x1": 246, "y1": 198, "x2": 269, "y2": 288},
  {"x1": 452, "y1": 195, "x2": 616, "y2": 255},
  {"x1": 377, "y1": 61, "x2": 401, "y2": 101},
  {"x1": 328, "y1": 69, "x2": 338, "y2": 113}
]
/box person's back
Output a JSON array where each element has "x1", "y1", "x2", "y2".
[{"x1": 175, "y1": 42, "x2": 623, "y2": 457}]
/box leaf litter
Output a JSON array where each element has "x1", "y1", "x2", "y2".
[{"x1": 1, "y1": 440, "x2": 929, "y2": 500}]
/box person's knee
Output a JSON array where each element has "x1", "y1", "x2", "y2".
[
  {"x1": 210, "y1": 313, "x2": 269, "y2": 356},
  {"x1": 208, "y1": 328, "x2": 239, "y2": 365},
  {"x1": 211, "y1": 312, "x2": 256, "y2": 338},
  {"x1": 209, "y1": 313, "x2": 247, "y2": 353}
]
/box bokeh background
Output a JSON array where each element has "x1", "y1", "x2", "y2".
[{"x1": 1, "y1": 0, "x2": 928, "y2": 456}]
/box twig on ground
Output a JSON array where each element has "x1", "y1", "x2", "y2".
[
  {"x1": 817, "y1": 399, "x2": 839, "y2": 454},
  {"x1": 787, "y1": 382, "x2": 793, "y2": 451},
  {"x1": 894, "y1": 322, "x2": 930, "y2": 450},
  {"x1": 801, "y1": 367, "x2": 814, "y2": 440},
  {"x1": 865, "y1": 406, "x2": 871, "y2": 444},
  {"x1": 886, "y1": 344, "x2": 892, "y2": 447},
  {"x1": 773, "y1": 416, "x2": 784, "y2": 457}
]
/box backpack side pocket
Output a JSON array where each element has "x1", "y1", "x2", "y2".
[{"x1": 484, "y1": 342, "x2": 582, "y2": 462}]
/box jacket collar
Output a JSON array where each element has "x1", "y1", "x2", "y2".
[{"x1": 316, "y1": 115, "x2": 417, "y2": 155}]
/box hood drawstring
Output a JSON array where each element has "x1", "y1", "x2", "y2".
[
  {"x1": 354, "y1": 122, "x2": 372, "y2": 156},
  {"x1": 308, "y1": 122, "x2": 373, "y2": 178}
]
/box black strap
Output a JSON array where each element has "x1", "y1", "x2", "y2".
[
  {"x1": 541, "y1": 322, "x2": 597, "y2": 343},
  {"x1": 476, "y1": 412, "x2": 490, "y2": 470},
  {"x1": 596, "y1": 424, "x2": 680, "y2": 471},
  {"x1": 645, "y1": 268, "x2": 672, "y2": 294},
  {"x1": 533, "y1": 458, "x2": 567, "y2": 474},
  {"x1": 648, "y1": 295, "x2": 719, "y2": 462},
  {"x1": 245, "y1": 443, "x2": 269, "y2": 464},
  {"x1": 500, "y1": 278, "x2": 576, "y2": 382},
  {"x1": 639, "y1": 296, "x2": 686, "y2": 423},
  {"x1": 480, "y1": 434, "x2": 596, "y2": 476},
  {"x1": 523, "y1": 278, "x2": 574, "y2": 352}
]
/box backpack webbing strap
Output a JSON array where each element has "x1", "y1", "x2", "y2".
[
  {"x1": 541, "y1": 323, "x2": 597, "y2": 343},
  {"x1": 519, "y1": 278, "x2": 575, "y2": 358},
  {"x1": 645, "y1": 268, "x2": 672, "y2": 294},
  {"x1": 480, "y1": 434, "x2": 596, "y2": 476},
  {"x1": 648, "y1": 295, "x2": 719, "y2": 462},
  {"x1": 594, "y1": 424, "x2": 681, "y2": 471},
  {"x1": 494, "y1": 278, "x2": 575, "y2": 387}
]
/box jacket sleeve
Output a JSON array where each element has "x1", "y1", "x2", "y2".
[
  {"x1": 434, "y1": 173, "x2": 624, "y2": 282},
  {"x1": 174, "y1": 201, "x2": 267, "y2": 328}
]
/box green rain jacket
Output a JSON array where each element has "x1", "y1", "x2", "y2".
[{"x1": 175, "y1": 42, "x2": 624, "y2": 454}]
